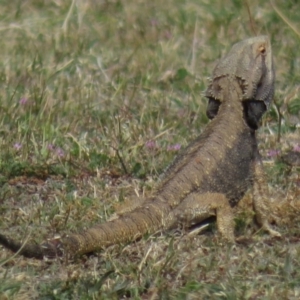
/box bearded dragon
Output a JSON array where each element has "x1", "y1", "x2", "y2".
[{"x1": 0, "y1": 36, "x2": 280, "y2": 260}]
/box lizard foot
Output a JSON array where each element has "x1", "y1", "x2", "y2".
[{"x1": 261, "y1": 223, "x2": 281, "y2": 237}]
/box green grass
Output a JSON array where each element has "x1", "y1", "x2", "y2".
[{"x1": 0, "y1": 0, "x2": 300, "y2": 299}]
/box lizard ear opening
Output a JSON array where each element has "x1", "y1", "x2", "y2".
[
  {"x1": 206, "y1": 98, "x2": 221, "y2": 120},
  {"x1": 243, "y1": 100, "x2": 267, "y2": 129}
]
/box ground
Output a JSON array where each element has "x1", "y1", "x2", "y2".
[{"x1": 0, "y1": 1, "x2": 300, "y2": 299}]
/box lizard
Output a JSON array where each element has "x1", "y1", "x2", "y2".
[{"x1": 0, "y1": 36, "x2": 280, "y2": 260}]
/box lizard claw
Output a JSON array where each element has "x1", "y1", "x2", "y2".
[{"x1": 261, "y1": 223, "x2": 281, "y2": 237}]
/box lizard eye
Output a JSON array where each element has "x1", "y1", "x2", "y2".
[{"x1": 259, "y1": 45, "x2": 266, "y2": 54}]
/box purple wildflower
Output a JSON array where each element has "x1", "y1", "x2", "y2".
[
  {"x1": 145, "y1": 140, "x2": 156, "y2": 150},
  {"x1": 19, "y1": 98, "x2": 28, "y2": 105},
  {"x1": 48, "y1": 144, "x2": 65, "y2": 157},
  {"x1": 47, "y1": 144, "x2": 55, "y2": 151},
  {"x1": 163, "y1": 30, "x2": 172, "y2": 40},
  {"x1": 266, "y1": 149, "x2": 280, "y2": 157},
  {"x1": 13, "y1": 143, "x2": 22, "y2": 150},
  {"x1": 56, "y1": 147, "x2": 65, "y2": 157},
  {"x1": 293, "y1": 144, "x2": 300, "y2": 152},
  {"x1": 173, "y1": 144, "x2": 181, "y2": 151},
  {"x1": 150, "y1": 19, "x2": 159, "y2": 27},
  {"x1": 167, "y1": 144, "x2": 181, "y2": 152}
]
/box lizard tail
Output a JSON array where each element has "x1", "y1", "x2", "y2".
[
  {"x1": 0, "y1": 233, "x2": 61, "y2": 259},
  {"x1": 0, "y1": 200, "x2": 171, "y2": 259},
  {"x1": 61, "y1": 202, "x2": 169, "y2": 257}
]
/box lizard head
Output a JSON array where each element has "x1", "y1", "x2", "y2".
[{"x1": 205, "y1": 36, "x2": 275, "y2": 125}]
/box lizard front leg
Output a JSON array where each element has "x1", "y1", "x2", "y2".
[
  {"x1": 252, "y1": 157, "x2": 281, "y2": 237},
  {"x1": 168, "y1": 192, "x2": 235, "y2": 242}
]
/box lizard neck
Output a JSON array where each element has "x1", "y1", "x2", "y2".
[{"x1": 210, "y1": 76, "x2": 248, "y2": 131}]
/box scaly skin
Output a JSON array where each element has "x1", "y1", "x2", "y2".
[{"x1": 0, "y1": 36, "x2": 280, "y2": 260}]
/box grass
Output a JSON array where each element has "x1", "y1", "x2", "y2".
[{"x1": 0, "y1": 0, "x2": 299, "y2": 299}]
